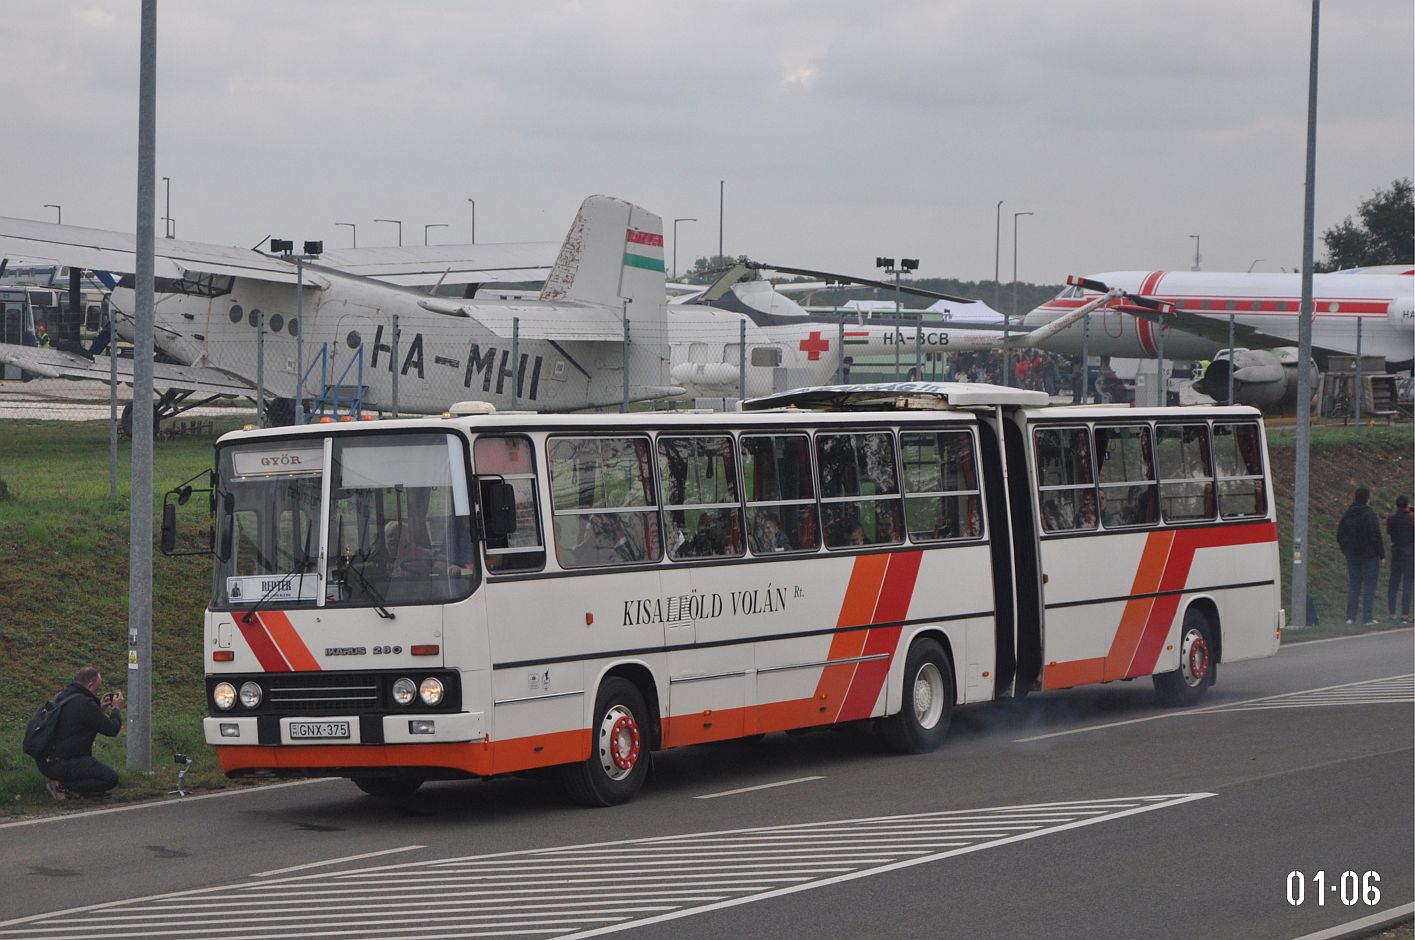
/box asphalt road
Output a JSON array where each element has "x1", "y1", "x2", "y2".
[{"x1": 1, "y1": 629, "x2": 1410, "y2": 940}]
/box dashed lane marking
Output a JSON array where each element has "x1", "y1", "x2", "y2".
[
  {"x1": 0, "y1": 794, "x2": 1212, "y2": 939},
  {"x1": 693, "y1": 776, "x2": 825, "y2": 799}
]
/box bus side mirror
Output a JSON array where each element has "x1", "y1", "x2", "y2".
[
  {"x1": 481, "y1": 481, "x2": 517, "y2": 539},
  {"x1": 160, "y1": 503, "x2": 177, "y2": 555}
]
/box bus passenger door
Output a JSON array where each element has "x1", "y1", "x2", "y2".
[{"x1": 660, "y1": 567, "x2": 749, "y2": 748}]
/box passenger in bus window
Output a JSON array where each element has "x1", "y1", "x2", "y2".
[
  {"x1": 1074, "y1": 492, "x2": 1098, "y2": 530},
  {"x1": 754, "y1": 513, "x2": 788, "y2": 553},
  {"x1": 1042, "y1": 499, "x2": 1070, "y2": 532},
  {"x1": 847, "y1": 525, "x2": 866, "y2": 546}
]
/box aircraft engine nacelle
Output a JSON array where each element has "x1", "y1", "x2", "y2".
[
  {"x1": 671, "y1": 361, "x2": 739, "y2": 390},
  {"x1": 1192, "y1": 347, "x2": 1316, "y2": 410},
  {"x1": 1388, "y1": 296, "x2": 1415, "y2": 331}
]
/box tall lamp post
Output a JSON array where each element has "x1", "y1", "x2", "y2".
[
  {"x1": 1008, "y1": 211, "x2": 1033, "y2": 387},
  {"x1": 271, "y1": 239, "x2": 323, "y2": 425},
  {"x1": 467, "y1": 198, "x2": 476, "y2": 243},
  {"x1": 993, "y1": 200, "x2": 1003, "y2": 312},
  {"x1": 335, "y1": 222, "x2": 356, "y2": 247},
  {"x1": 44, "y1": 204, "x2": 61, "y2": 224},
  {"x1": 424, "y1": 223, "x2": 447, "y2": 246},
  {"x1": 375, "y1": 218, "x2": 402, "y2": 246},
  {"x1": 672, "y1": 217, "x2": 697, "y2": 279},
  {"x1": 1190, "y1": 234, "x2": 1201, "y2": 271},
  {"x1": 876, "y1": 256, "x2": 919, "y2": 380}
]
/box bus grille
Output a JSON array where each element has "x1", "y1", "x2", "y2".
[{"x1": 264, "y1": 673, "x2": 381, "y2": 715}]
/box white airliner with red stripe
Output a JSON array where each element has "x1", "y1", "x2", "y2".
[
  {"x1": 185, "y1": 382, "x2": 1281, "y2": 806},
  {"x1": 1024, "y1": 269, "x2": 1414, "y2": 405}
]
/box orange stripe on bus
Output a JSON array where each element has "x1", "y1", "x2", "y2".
[
  {"x1": 1103, "y1": 530, "x2": 1174, "y2": 680},
  {"x1": 813, "y1": 553, "x2": 891, "y2": 722},
  {"x1": 259, "y1": 611, "x2": 322, "y2": 672}
]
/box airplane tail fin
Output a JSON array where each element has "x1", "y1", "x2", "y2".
[{"x1": 541, "y1": 195, "x2": 667, "y2": 384}]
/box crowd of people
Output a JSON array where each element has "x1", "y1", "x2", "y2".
[{"x1": 944, "y1": 351, "x2": 1129, "y2": 403}]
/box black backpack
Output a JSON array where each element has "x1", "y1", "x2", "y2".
[{"x1": 22, "y1": 691, "x2": 75, "y2": 759}]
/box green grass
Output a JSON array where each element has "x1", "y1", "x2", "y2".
[{"x1": 0, "y1": 417, "x2": 1409, "y2": 816}]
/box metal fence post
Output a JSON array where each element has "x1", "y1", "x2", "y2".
[
  {"x1": 511, "y1": 316, "x2": 520, "y2": 409},
  {"x1": 255, "y1": 311, "x2": 266, "y2": 427},
  {"x1": 738, "y1": 318, "x2": 747, "y2": 404},
  {"x1": 836, "y1": 316, "x2": 845, "y2": 384},
  {"x1": 106, "y1": 297, "x2": 117, "y2": 498},
  {"x1": 1081, "y1": 310, "x2": 1091, "y2": 402},
  {"x1": 1354, "y1": 317, "x2": 1362, "y2": 425},
  {"x1": 295, "y1": 255, "x2": 304, "y2": 425},
  {"x1": 391, "y1": 312, "x2": 401, "y2": 418},
  {"x1": 622, "y1": 304, "x2": 631, "y2": 414},
  {"x1": 915, "y1": 321, "x2": 922, "y2": 381},
  {"x1": 1227, "y1": 309, "x2": 1236, "y2": 405}
]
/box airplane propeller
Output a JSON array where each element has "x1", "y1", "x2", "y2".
[{"x1": 1065, "y1": 275, "x2": 1174, "y2": 315}]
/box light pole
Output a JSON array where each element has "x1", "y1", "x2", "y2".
[
  {"x1": 424, "y1": 223, "x2": 448, "y2": 246},
  {"x1": 1189, "y1": 234, "x2": 1201, "y2": 271},
  {"x1": 44, "y1": 204, "x2": 61, "y2": 224},
  {"x1": 993, "y1": 200, "x2": 1003, "y2": 312},
  {"x1": 718, "y1": 180, "x2": 724, "y2": 260},
  {"x1": 467, "y1": 198, "x2": 476, "y2": 243},
  {"x1": 375, "y1": 218, "x2": 402, "y2": 246},
  {"x1": 161, "y1": 176, "x2": 172, "y2": 237},
  {"x1": 672, "y1": 217, "x2": 697, "y2": 279},
  {"x1": 876, "y1": 256, "x2": 919, "y2": 380},
  {"x1": 1009, "y1": 211, "x2": 1033, "y2": 387},
  {"x1": 271, "y1": 239, "x2": 324, "y2": 425},
  {"x1": 335, "y1": 222, "x2": 356, "y2": 247}
]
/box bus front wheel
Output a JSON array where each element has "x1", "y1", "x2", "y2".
[
  {"x1": 562, "y1": 677, "x2": 650, "y2": 807},
  {"x1": 879, "y1": 638, "x2": 954, "y2": 754},
  {"x1": 1153, "y1": 608, "x2": 1216, "y2": 707}
]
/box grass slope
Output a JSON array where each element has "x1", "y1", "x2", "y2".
[{"x1": 0, "y1": 418, "x2": 1409, "y2": 816}]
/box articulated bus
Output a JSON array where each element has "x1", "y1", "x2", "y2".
[{"x1": 177, "y1": 382, "x2": 1281, "y2": 805}]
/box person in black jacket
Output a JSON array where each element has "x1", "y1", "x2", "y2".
[
  {"x1": 1387, "y1": 495, "x2": 1414, "y2": 624},
  {"x1": 36, "y1": 665, "x2": 125, "y2": 799},
  {"x1": 1336, "y1": 487, "x2": 1385, "y2": 625}
]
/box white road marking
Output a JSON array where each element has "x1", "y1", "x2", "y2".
[
  {"x1": 252, "y1": 845, "x2": 426, "y2": 878},
  {"x1": 0, "y1": 794, "x2": 1212, "y2": 940},
  {"x1": 1014, "y1": 674, "x2": 1415, "y2": 743},
  {"x1": 0, "y1": 778, "x2": 338, "y2": 830},
  {"x1": 1286, "y1": 902, "x2": 1415, "y2": 940},
  {"x1": 693, "y1": 775, "x2": 824, "y2": 799}
]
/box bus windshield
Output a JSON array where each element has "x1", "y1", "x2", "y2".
[{"x1": 214, "y1": 431, "x2": 476, "y2": 610}]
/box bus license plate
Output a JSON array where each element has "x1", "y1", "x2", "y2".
[{"x1": 288, "y1": 721, "x2": 351, "y2": 740}]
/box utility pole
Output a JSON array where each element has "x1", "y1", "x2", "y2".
[
  {"x1": 993, "y1": 200, "x2": 1003, "y2": 312},
  {"x1": 127, "y1": 0, "x2": 158, "y2": 773},
  {"x1": 718, "y1": 180, "x2": 724, "y2": 260}
]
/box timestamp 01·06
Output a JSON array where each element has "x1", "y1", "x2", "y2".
[{"x1": 1286, "y1": 870, "x2": 1381, "y2": 907}]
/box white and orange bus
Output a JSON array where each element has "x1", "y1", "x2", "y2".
[{"x1": 175, "y1": 382, "x2": 1281, "y2": 804}]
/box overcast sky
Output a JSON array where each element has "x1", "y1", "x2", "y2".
[{"x1": 3, "y1": 2, "x2": 1410, "y2": 287}]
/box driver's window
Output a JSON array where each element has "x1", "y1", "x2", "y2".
[{"x1": 474, "y1": 435, "x2": 545, "y2": 573}]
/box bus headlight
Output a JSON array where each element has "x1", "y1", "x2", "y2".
[
  {"x1": 213, "y1": 682, "x2": 236, "y2": 711},
  {"x1": 419, "y1": 677, "x2": 445, "y2": 706},
  {"x1": 392, "y1": 677, "x2": 417, "y2": 706},
  {"x1": 239, "y1": 681, "x2": 263, "y2": 709}
]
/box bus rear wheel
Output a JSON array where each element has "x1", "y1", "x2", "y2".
[
  {"x1": 1153, "y1": 608, "x2": 1216, "y2": 707},
  {"x1": 562, "y1": 677, "x2": 650, "y2": 807},
  {"x1": 880, "y1": 638, "x2": 954, "y2": 754}
]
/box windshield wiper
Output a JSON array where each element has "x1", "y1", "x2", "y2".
[
  {"x1": 334, "y1": 555, "x2": 395, "y2": 620},
  {"x1": 241, "y1": 519, "x2": 317, "y2": 624}
]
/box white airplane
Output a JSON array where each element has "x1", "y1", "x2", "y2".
[
  {"x1": 1024, "y1": 269, "x2": 1414, "y2": 406},
  {"x1": 0, "y1": 200, "x2": 1094, "y2": 422}
]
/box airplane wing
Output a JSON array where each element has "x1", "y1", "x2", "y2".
[
  {"x1": 0, "y1": 343, "x2": 255, "y2": 397},
  {"x1": 0, "y1": 217, "x2": 318, "y2": 286},
  {"x1": 417, "y1": 298, "x2": 628, "y2": 341},
  {"x1": 315, "y1": 242, "x2": 558, "y2": 287},
  {"x1": 745, "y1": 261, "x2": 981, "y2": 305},
  {"x1": 1156, "y1": 307, "x2": 1297, "y2": 350}
]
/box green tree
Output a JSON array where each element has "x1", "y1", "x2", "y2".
[{"x1": 1317, "y1": 178, "x2": 1413, "y2": 271}]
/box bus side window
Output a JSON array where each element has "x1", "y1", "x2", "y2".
[
  {"x1": 658, "y1": 435, "x2": 744, "y2": 561},
  {"x1": 900, "y1": 430, "x2": 983, "y2": 542},
  {"x1": 1034, "y1": 426, "x2": 1097, "y2": 532},
  {"x1": 1157, "y1": 423, "x2": 1215, "y2": 522},
  {"x1": 474, "y1": 435, "x2": 545, "y2": 573},
  {"x1": 817, "y1": 431, "x2": 903, "y2": 549},
  {"x1": 740, "y1": 433, "x2": 819, "y2": 554},
  {"x1": 1095, "y1": 425, "x2": 1157, "y2": 528},
  {"x1": 1214, "y1": 422, "x2": 1267, "y2": 519},
  {"x1": 548, "y1": 436, "x2": 661, "y2": 569}
]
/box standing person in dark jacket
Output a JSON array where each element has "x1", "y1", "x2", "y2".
[
  {"x1": 35, "y1": 665, "x2": 125, "y2": 799},
  {"x1": 1336, "y1": 487, "x2": 1384, "y2": 625},
  {"x1": 1387, "y1": 495, "x2": 1414, "y2": 624}
]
